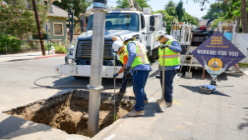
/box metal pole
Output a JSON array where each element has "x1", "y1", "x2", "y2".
[
  {"x1": 87, "y1": 8, "x2": 107, "y2": 137},
  {"x1": 46, "y1": 24, "x2": 50, "y2": 54},
  {"x1": 32, "y1": 0, "x2": 45, "y2": 55},
  {"x1": 68, "y1": 9, "x2": 75, "y2": 45}
]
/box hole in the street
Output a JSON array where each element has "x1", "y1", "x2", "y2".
[{"x1": 3, "y1": 90, "x2": 135, "y2": 137}]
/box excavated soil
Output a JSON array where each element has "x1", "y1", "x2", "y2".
[{"x1": 3, "y1": 90, "x2": 135, "y2": 137}]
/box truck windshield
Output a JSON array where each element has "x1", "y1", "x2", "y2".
[{"x1": 87, "y1": 13, "x2": 139, "y2": 31}]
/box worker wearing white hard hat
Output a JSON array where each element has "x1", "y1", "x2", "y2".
[
  {"x1": 157, "y1": 33, "x2": 182, "y2": 107},
  {"x1": 113, "y1": 45, "x2": 132, "y2": 95}
]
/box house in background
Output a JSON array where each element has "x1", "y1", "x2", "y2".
[{"x1": 46, "y1": 4, "x2": 68, "y2": 44}]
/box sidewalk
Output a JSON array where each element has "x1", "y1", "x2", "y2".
[{"x1": 0, "y1": 51, "x2": 65, "y2": 63}]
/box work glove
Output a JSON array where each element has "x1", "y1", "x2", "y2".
[
  {"x1": 113, "y1": 73, "x2": 118, "y2": 78},
  {"x1": 160, "y1": 45, "x2": 170, "y2": 49},
  {"x1": 124, "y1": 67, "x2": 132, "y2": 79},
  {"x1": 124, "y1": 67, "x2": 131, "y2": 73}
]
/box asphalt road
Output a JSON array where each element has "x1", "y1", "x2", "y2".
[{"x1": 0, "y1": 56, "x2": 248, "y2": 140}]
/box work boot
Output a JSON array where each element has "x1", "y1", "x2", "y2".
[
  {"x1": 127, "y1": 110, "x2": 145, "y2": 117},
  {"x1": 116, "y1": 91, "x2": 125, "y2": 95},
  {"x1": 166, "y1": 102, "x2": 172, "y2": 107}
]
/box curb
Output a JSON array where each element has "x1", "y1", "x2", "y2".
[{"x1": 35, "y1": 54, "x2": 65, "y2": 59}]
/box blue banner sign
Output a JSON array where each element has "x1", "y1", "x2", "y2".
[{"x1": 192, "y1": 31, "x2": 246, "y2": 78}]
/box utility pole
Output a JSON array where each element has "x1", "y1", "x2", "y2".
[
  {"x1": 32, "y1": 0, "x2": 45, "y2": 55},
  {"x1": 68, "y1": 9, "x2": 74, "y2": 44},
  {"x1": 87, "y1": 0, "x2": 107, "y2": 137}
]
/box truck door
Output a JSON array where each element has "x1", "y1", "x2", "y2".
[{"x1": 140, "y1": 14, "x2": 147, "y2": 46}]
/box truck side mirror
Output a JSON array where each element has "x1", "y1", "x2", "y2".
[
  {"x1": 150, "y1": 27, "x2": 155, "y2": 31},
  {"x1": 150, "y1": 16, "x2": 155, "y2": 26}
]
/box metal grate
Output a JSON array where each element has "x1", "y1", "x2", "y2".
[{"x1": 76, "y1": 39, "x2": 113, "y2": 59}]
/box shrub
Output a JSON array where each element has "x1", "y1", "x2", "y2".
[
  {"x1": 54, "y1": 44, "x2": 67, "y2": 54},
  {"x1": 0, "y1": 35, "x2": 22, "y2": 54},
  {"x1": 45, "y1": 43, "x2": 56, "y2": 51}
]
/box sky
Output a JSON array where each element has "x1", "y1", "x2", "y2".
[{"x1": 107, "y1": 0, "x2": 213, "y2": 19}]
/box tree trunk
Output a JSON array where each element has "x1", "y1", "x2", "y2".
[
  {"x1": 241, "y1": 0, "x2": 248, "y2": 33},
  {"x1": 235, "y1": 17, "x2": 241, "y2": 33}
]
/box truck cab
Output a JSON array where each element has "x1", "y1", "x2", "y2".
[{"x1": 55, "y1": 8, "x2": 165, "y2": 78}]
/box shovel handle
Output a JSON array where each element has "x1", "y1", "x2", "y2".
[{"x1": 161, "y1": 48, "x2": 166, "y2": 99}]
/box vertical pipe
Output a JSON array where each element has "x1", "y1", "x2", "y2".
[
  {"x1": 32, "y1": 0, "x2": 45, "y2": 55},
  {"x1": 88, "y1": 9, "x2": 106, "y2": 137}
]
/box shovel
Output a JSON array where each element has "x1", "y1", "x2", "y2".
[
  {"x1": 185, "y1": 55, "x2": 193, "y2": 79},
  {"x1": 176, "y1": 52, "x2": 190, "y2": 79},
  {"x1": 175, "y1": 56, "x2": 185, "y2": 79},
  {"x1": 113, "y1": 52, "x2": 117, "y2": 121},
  {"x1": 157, "y1": 47, "x2": 167, "y2": 112}
]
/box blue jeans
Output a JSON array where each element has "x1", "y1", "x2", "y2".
[
  {"x1": 119, "y1": 72, "x2": 132, "y2": 93},
  {"x1": 160, "y1": 70, "x2": 177, "y2": 103},
  {"x1": 132, "y1": 70, "x2": 149, "y2": 111}
]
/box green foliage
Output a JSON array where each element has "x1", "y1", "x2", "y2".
[
  {"x1": 166, "y1": 7, "x2": 177, "y2": 16},
  {"x1": 202, "y1": 2, "x2": 228, "y2": 20},
  {"x1": 0, "y1": 35, "x2": 23, "y2": 54},
  {"x1": 53, "y1": 0, "x2": 91, "y2": 18},
  {"x1": 116, "y1": 0, "x2": 150, "y2": 8},
  {"x1": 175, "y1": 1, "x2": 184, "y2": 22},
  {"x1": 54, "y1": 44, "x2": 67, "y2": 54},
  {"x1": 164, "y1": 1, "x2": 176, "y2": 16},
  {"x1": 164, "y1": 0, "x2": 176, "y2": 10},
  {"x1": 154, "y1": 10, "x2": 177, "y2": 34},
  {"x1": 223, "y1": 0, "x2": 241, "y2": 20},
  {"x1": 211, "y1": 17, "x2": 225, "y2": 28},
  {"x1": 0, "y1": 0, "x2": 47, "y2": 38},
  {"x1": 44, "y1": 43, "x2": 66, "y2": 54},
  {"x1": 182, "y1": 12, "x2": 199, "y2": 26},
  {"x1": 238, "y1": 63, "x2": 248, "y2": 68},
  {"x1": 45, "y1": 43, "x2": 56, "y2": 51},
  {"x1": 154, "y1": 1, "x2": 198, "y2": 33}
]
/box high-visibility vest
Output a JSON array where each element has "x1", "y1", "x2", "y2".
[
  {"x1": 126, "y1": 41, "x2": 150, "y2": 68},
  {"x1": 119, "y1": 51, "x2": 128, "y2": 64},
  {"x1": 158, "y1": 39, "x2": 180, "y2": 66}
]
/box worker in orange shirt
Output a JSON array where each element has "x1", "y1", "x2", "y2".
[{"x1": 113, "y1": 45, "x2": 131, "y2": 95}]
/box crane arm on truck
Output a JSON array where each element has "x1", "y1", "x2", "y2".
[{"x1": 127, "y1": 0, "x2": 142, "y2": 11}]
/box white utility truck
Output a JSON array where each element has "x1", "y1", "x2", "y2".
[{"x1": 55, "y1": 1, "x2": 166, "y2": 78}]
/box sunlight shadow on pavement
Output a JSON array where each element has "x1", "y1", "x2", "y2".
[{"x1": 179, "y1": 85, "x2": 231, "y2": 97}]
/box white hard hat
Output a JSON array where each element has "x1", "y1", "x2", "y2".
[
  {"x1": 156, "y1": 30, "x2": 166, "y2": 39},
  {"x1": 123, "y1": 35, "x2": 133, "y2": 42},
  {"x1": 164, "y1": 35, "x2": 174, "y2": 39}
]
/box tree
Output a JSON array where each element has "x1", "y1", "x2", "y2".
[
  {"x1": 0, "y1": 0, "x2": 47, "y2": 38},
  {"x1": 164, "y1": 0, "x2": 176, "y2": 10},
  {"x1": 116, "y1": 0, "x2": 150, "y2": 8},
  {"x1": 154, "y1": 10, "x2": 176, "y2": 34},
  {"x1": 240, "y1": 0, "x2": 248, "y2": 32},
  {"x1": 198, "y1": 0, "x2": 248, "y2": 33},
  {"x1": 202, "y1": 2, "x2": 228, "y2": 20},
  {"x1": 182, "y1": 12, "x2": 199, "y2": 25},
  {"x1": 0, "y1": 0, "x2": 47, "y2": 53},
  {"x1": 176, "y1": 1, "x2": 184, "y2": 22},
  {"x1": 164, "y1": 1, "x2": 177, "y2": 16},
  {"x1": 53, "y1": 0, "x2": 90, "y2": 18}
]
